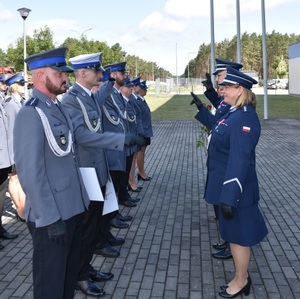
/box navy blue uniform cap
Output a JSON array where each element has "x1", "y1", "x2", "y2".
[
  {"x1": 131, "y1": 76, "x2": 141, "y2": 86},
  {"x1": 5, "y1": 73, "x2": 26, "y2": 86},
  {"x1": 219, "y1": 66, "x2": 257, "y2": 90},
  {"x1": 140, "y1": 80, "x2": 148, "y2": 90},
  {"x1": 69, "y1": 52, "x2": 105, "y2": 72},
  {"x1": 123, "y1": 77, "x2": 134, "y2": 87},
  {"x1": 213, "y1": 59, "x2": 243, "y2": 75},
  {"x1": 25, "y1": 47, "x2": 73, "y2": 72},
  {"x1": 104, "y1": 61, "x2": 127, "y2": 72}
]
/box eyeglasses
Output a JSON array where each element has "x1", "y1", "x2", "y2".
[{"x1": 17, "y1": 82, "x2": 25, "y2": 86}]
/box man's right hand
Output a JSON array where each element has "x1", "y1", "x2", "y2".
[
  {"x1": 125, "y1": 134, "x2": 146, "y2": 146},
  {"x1": 201, "y1": 72, "x2": 214, "y2": 91},
  {"x1": 190, "y1": 92, "x2": 203, "y2": 110},
  {"x1": 47, "y1": 219, "x2": 67, "y2": 245}
]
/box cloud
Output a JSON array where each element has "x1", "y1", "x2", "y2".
[
  {"x1": 0, "y1": 5, "x2": 14, "y2": 21},
  {"x1": 139, "y1": 11, "x2": 186, "y2": 32},
  {"x1": 164, "y1": 0, "x2": 297, "y2": 20}
]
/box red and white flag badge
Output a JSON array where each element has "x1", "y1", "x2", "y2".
[{"x1": 242, "y1": 126, "x2": 251, "y2": 133}]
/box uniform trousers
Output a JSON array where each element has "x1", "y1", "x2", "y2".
[
  {"x1": 78, "y1": 186, "x2": 111, "y2": 280},
  {"x1": 27, "y1": 213, "x2": 83, "y2": 299},
  {"x1": 0, "y1": 175, "x2": 10, "y2": 233},
  {"x1": 123, "y1": 154, "x2": 134, "y2": 199}
]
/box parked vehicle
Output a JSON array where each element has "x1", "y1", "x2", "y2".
[{"x1": 267, "y1": 79, "x2": 288, "y2": 89}]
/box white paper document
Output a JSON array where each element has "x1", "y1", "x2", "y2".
[
  {"x1": 79, "y1": 167, "x2": 104, "y2": 201},
  {"x1": 103, "y1": 177, "x2": 119, "y2": 215}
]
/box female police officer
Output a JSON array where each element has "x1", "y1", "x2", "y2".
[{"x1": 204, "y1": 66, "x2": 268, "y2": 298}]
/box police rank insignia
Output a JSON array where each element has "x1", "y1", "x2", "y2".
[{"x1": 60, "y1": 135, "x2": 67, "y2": 145}]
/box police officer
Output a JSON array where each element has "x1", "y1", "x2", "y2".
[
  {"x1": 5, "y1": 73, "x2": 27, "y2": 221},
  {"x1": 127, "y1": 76, "x2": 144, "y2": 192},
  {"x1": 0, "y1": 74, "x2": 8, "y2": 103},
  {"x1": 135, "y1": 80, "x2": 153, "y2": 181},
  {"x1": 101, "y1": 62, "x2": 142, "y2": 208},
  {"x1": 0, "y1": 77, "x2": 17, "y2": 250},
  {"x1": 204, "y1": 67, "x2": 268, "y2": 298},
  {"x1": 190, "y1": 59, "x2": 243, "y2": 260},
  {"x1": 62, "y1": 52, "x2": 132, "y2": 297},
  {"x1": 13, "y1": 48, "x2": 90, "y2": 299},
  {"x1": 120, "y1": 78, "x2": 144, "y2": 194}
]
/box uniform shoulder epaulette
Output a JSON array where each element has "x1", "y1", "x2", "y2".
[
  {"x1": 69, "y1": 89, "x2": 78, "y2": 97},
  {"x1": 25, "y1": 97, "x2": 39, "y2": 107},
  {"x1": 5, "y1": 96, "x2": 12, "y2": 103},
  {"x1": 242, "y1": 106, "x2": 249, "y2": 113}
]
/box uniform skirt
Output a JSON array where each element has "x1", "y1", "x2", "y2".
[{"x1": 219, "y1": 204, "x2": 268, "y2": 247}]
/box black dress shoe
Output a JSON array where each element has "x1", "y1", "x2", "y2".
[
  {"x1": 119, "y1": 200, "x2": 137, "y2": 207},
  {"x1": 116, "y1": 212, "x2": 132, "y2": 222},
  {"x1": 94, "y1": 245, "x2": 120, "y2": 258},
  {"x1": 213, "y1": 241, "x2": 228, "y2": 250},
  {"x1": 0, "y1": 231, "x2": 18, "y2": 240},
  {"x1": 110, "y1": 217, "x2": 129, "y2": 229},
  {"x1": 219, "y1": 277, "x2": 251, "y2": 298},
  {"x1": 0, "y1": 242, "x2": 4, "y2": 250},
  {"x1": 129, "y1": 197, "x2": 140, "y2": 203},
  {"x1": 89, "y1": 269, "x2": 114, "y2": 282},
  {"x1": 137, "y1": 173, "x2": 151, "y2": 181},
  {"x1": 212, "y1": 246, "x2": 232, "y2": 259},
  {"x1": 108, "y1": 235, "x2": 125, "y2": 247},
  {"x1": 76, "y1": 279, "x2": 105, "y2": 297}
]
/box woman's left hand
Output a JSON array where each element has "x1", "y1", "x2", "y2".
[{"x1": 221, "y1": 204, "x2": 234, "y2": 220}]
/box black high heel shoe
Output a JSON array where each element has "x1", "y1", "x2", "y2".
[
  {"x1": 16, "y1": 213, "x2": 26, "y2": 223},
  {"x1": 219, "y1": 277, "x2": 251, "y2": 298},
  {"x1": 220, "y1": 274, "x2": 251, "y2": 291},
  {"x1": 128, "y1": 184, "x2": 142, "y2": 192},
  {"x1": 137, "y1": 174, "x2": 151, "y2": 181}
]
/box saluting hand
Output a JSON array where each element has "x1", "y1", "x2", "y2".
[
  {"x1": 201, "y1": 72, "x2": 214, "y2": 91},
  {"x1": 221, "y1": 204, "x2": 234, "y2": 220},
  {"x1": 190, "y1": 92, "x2": 203, "y2": 110}
]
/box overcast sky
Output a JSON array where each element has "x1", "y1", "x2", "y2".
[{"x1": 0, "y1": 0, "x2": 299, "y2": 75}]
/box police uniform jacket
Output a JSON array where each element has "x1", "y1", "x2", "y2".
[
  {"x1": 123, "y1": 95, "x2": 139, "y2": 154},
  {"x1": 195, "y1": 100, "x2": 231, "y2": 130},
  {"x1": 135, "y1": 95, "x2": 153, "y2": 138},
  {"x1": 101, "y1": 89, "x2": 127, "y2": 171},
  {"x1": 205, "y1": 104, "x2": 261, "y2": 207},
  {"x1": 4, "y1": 94, "x2": 24, "y2": 164},
  {"x1": 61, "y1": 83, "x2": 125, "y2": 187},
  {"x1": 0, "y1": 101, "x2": 13, "y2": 169},
  {"x1": 13, "y1": 88, "x2": 89, "y2": 227},
  {"x1": 204, "y1": 104, "x2": 268, "y2": 246},
  {"x1": 130, "y1": 94, "x2": 144, "y2": 136},
  {"x1": 204, "y1": 88, "x2": 222, "y2": 108}
]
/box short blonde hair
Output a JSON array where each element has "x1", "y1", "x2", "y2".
[{"x1": 8, "y1": 83, "x2": 19, "y2": 94}]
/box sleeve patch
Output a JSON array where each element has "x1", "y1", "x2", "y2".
[{"x1": 242, "y1": 126, "x2": 251, "y2": 133}]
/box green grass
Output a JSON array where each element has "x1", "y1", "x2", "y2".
[{"x1": 146, "y1": 94, "x2": 300, "y2": 120}]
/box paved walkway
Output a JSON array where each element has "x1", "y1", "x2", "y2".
[{"x1": 1, "y1": 119, "x2": 300, "y2": 299}]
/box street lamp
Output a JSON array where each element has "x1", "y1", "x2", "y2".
[
  {"x1": 187, "y1": 52, "x2": 197, "y2": 90},
  {"x1": 70, "y1": 28, "x2": 92, "y2": 38},
  {"x1": 17, "y1": 7, "x2": 31, "y2": 99}
]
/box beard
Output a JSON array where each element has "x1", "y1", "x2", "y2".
[
  {"x1": 45, "y1": 76, "x2": 67, "y2": 96},
  {"x1": 115, "y1": 76, "x2": 125, "y2": 87}
]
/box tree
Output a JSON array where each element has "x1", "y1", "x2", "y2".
[{"x1": 6, "y1": 26, "x2": 55, "y2": 71}]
